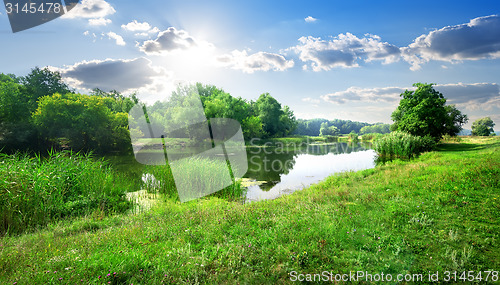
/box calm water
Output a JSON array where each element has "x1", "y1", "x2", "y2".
[
  {"x1": 106, "y1": 142, "x2": 376, "y2": 203},
  {"x1": 243, "y1": 142, "x2": 376, "y2": 202}
]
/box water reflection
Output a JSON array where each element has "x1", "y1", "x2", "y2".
[
  {"x1": 105, "y1": 142, "x2": 377, "y2": 203},
  {"x1": 244, "y1": 142, "x2": 376, "y2": 202}
]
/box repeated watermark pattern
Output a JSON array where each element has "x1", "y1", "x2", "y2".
[{"x1": 128, "y1": 85, "x2": 248, "y2": 202}]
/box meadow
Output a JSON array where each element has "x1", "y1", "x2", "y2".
[{"x1": 0, "y1": 137, "x2": 498, "y2": 284}]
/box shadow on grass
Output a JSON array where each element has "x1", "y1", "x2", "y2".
[{"x1": 437, "y1": 143, "x2": 489, "y2": 152}]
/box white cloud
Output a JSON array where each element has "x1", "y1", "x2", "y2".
[
  {"x1": 402, "y1": 15, "x2": 500, "y2": 70},
  {"x1": 291, "y1": 33, "x2": 400, "y2": 71},
  {"x1": 321, "y1": 86, "x2": 407, "y2": 104},
  {"x1": 320, "y1": 83, "x2": 500, "y2": 111},
  {"x1": 134, "y1": 28, "x2": 160, "y2": 37},
  {"x1": 216, "y1": 50, "x2": 294, "y2": 73},
  {"x1": 54, "y1": 57, "x2": 171, "y2": 95},
  {"x1": 138, "y1": 27, "x2": 212, "y2": 55},
  {"x1": 304, "y1": 16, "x2": 317, "y2": 23},
  {"x1": 63, "y1": 0, "x2": 115, "y2": 19},
  {"x1": 435, "y1": 82, "x2": 500, "y2": 110},
  {"x1": 122, "y1": 20, "x2": 152, "y2": 32},
  {"x1": 88, "y1": 18, "x2": 111, "y2": 26},
  {"x1": 105, "y1": 32, "x2": 125, "y2": 46}
]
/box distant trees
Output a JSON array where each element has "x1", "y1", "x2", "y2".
[
  {"x1": 294, "y1": 119, "x2": 376, "y2": 136},
  {"x1": 471, "y1": 117, "x2": 495, "y2": 136},
  {"x1": 359, "y1": 123, "x2": 391, "y2": 134},
  {"x1": 391, "y1": 83, "x2": 468, "y2": 139},
  {"x1": 319, "y1": 122, "x2": 340, "y2": 136}
]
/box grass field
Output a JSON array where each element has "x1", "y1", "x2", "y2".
[{"x1": 0, "y1": 137, "x2": 498, "y2": 284}]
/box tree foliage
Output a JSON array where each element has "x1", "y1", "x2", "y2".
[
  {"x1": 471, "y1": 117, "x2": 495, "y2": 136},
  {"x1": 391, "y1": 83, "x2": 467, "y2": 139},
  {"x1": 33, "y1": 93, "x2": 131, "y2": 152},
  {"x1": 319, "y1": 122, "x2": 340, "y2": 136}
]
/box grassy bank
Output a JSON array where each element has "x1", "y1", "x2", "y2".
[{"x1": 1, "y1": 137, "x2": 499, "y2": 284}]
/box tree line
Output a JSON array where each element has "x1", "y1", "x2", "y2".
[
  {"x1": 0, "y1": 68, "x2": 298, "y2": 153},
  {"x1": 293, "y1": 118, "x2": 391, "y2": 136}
]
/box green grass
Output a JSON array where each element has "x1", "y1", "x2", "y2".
[
  {"x1": 0, "y1": 151, "x2": 135, "y2": 236},
  {"x1": 0, "y1": 137, "x2": 499, "y2": 284}
]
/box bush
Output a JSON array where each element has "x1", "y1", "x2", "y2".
[
  {"x1": 348, "y1": 132, "x2": 359, "y2": 142},
  {"x1": 0, "y1": 151, "x2": 134, "y2": 235},
  {"x1": 374, "y1": 131, "x2": 435, "y2": 159},
  {"x1": 361, "y1": 133, "x2": 383, "y2": 141}
]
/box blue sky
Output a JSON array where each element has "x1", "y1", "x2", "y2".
[{"x1": 1, "y1": 0, "x2": 499, "y2": 128}]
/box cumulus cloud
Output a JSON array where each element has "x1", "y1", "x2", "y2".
[
  {"x1": 305, "y1": 16, "x2": 317, "y2": 23},
  {"x1": 122, "y1": 20, "x2": 152, "y2": 31},
  {"x1": 139, "y1": 27, "x2": 207, "y2": 55},
  {"x1": 105, "y1": 32, "x2": 125, "y2": 46},
  {"x1": 56, "y1": 57, "x2": 171, "y2": 94},
  {"x1": 402, "y1": 15, "x2": 500, "y2": 70},
  {"x1": 216, "y1": 50, "x2": 294, "y2": 73},
  {"x1": 320, "y1": 83, "x2": 500, "y2": 110},
  {"x1": 435, "y1": 83, "x2": 500, "y2": 110},
  {"x1": 63, "y1": 0, "x2": 115, "y2": 26},
  {"x1": 291, "y1": 33, "x2": 400, "y2": 71},
  {"x1": 88, "y1": 18, "x2": 111, "y2": 26},
  {"x1": 321, "y1": 86, "x2": 407, "y2": 104},
  {"x1": 122, "y1": 20, "x2": 160, "y2": 37},
  {"x1": 64, "y1": 0, "x2": 115, "y2": 19}
]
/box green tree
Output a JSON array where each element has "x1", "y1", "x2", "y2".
[
  {"x1": 444, "y1": 105, "x2": 468, "y2": 136},
  {"x1": 255, "y1": 93, "x2": 284, "y2": 137},
  {"x1": 21, "y1": 67, "x2": 71, "y2": 112},
  {"x1": 471, "y1": 117, "x2": 495, "y2": 136},
  {"x1": 0, "y1": 79, "x2": 36, "y2": 150},
  {"x1": 391, "y1": 83, "x2": 466, "y2": 139},
  {"x1": 33, "y1": 93, "x2": 130, "y2": 152},
  {"x1": 319, "y1": 122, "x2": 340, "y2": 136}
]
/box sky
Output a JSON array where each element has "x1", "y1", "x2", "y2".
[{"x1": 1, "y1": 0, "x2": 499, "y2": 129}]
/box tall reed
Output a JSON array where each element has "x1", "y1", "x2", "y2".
[
  {"x1": 374, "y1": 131, "x2": 432, "y2": 159},
  {"x1": 0, "y1": 151, "x2": 134, "y2": 235},
  {"x1": 143, "y1": 156, "x2": 245, "y2": 202}
]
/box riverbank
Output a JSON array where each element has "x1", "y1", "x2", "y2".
[{"x1": 1, "y1": 137, "x2": 499, "y2": 284}]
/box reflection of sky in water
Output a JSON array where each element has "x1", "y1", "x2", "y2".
[{"x1": 245, "y1": 150, "x2": 376, "y2": 202}]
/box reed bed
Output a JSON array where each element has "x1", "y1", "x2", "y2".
[
  {"x1": 361, "y1": 133, "x2": 383, "y2": 141},
  {"x1": 143, "y1": 156, "x2": 245, "y2": 202},
  {"x1": 374, "y1": 131, "x2": 436, "y2": 159},
  {"x1": 0, "y1": 151, "x2": 134, "y2": 235}
]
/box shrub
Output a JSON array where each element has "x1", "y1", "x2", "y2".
[
  {"x1": 374, "y1": 131, "x2": 435, "y2": 159},
  {"x1": 348, "y1": 132, "x2": 359, "y2": 142},
  {"x1": 361, "y1": 133, "x2": 383, "y2": 141},
  {"x1": 0, "y1": 151, "x2": 134, "y2": 235}
]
